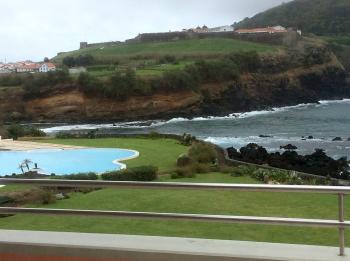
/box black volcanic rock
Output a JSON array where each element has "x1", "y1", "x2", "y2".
[
  {"x1": 226, "y1": 144, "x2": 350, "y2": 180},
  {"x1": 259, "y1": 135, "x2": 273, "y2": 138},
  {"x1": 333, "y1": 137, "x2": 343, "y2": 141},
  {"x1": 280, "y1": 144, "x2": 298, "y2": 150}
]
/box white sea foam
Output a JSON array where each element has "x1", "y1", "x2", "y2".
[
  {"x1": 41, "y1": 99, "x2": 348, "y2": 133},
  {"x1": 42, "y1": 120, "x2": 167, "y2": 133},
  {"x1": 203, "y1": 135, "x2": 326, "y2": 146},
  {"x1": 318, "y1": 99, "x2": 350, "y2": 105}
]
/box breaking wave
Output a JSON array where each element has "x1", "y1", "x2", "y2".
[{"x1": 41, "y1": 99, "x2": 350, "y2": 133}]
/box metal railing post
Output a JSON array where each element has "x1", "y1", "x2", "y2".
[{"x1": 338, "y1": 193, "x2": 345, "y2": 256}]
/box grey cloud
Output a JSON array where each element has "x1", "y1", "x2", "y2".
[{"x1": 0, "y1": 0, "x2": 289, "y2": 62}]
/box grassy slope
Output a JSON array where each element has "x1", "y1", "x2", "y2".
[
  {"x1": 55, "y1": 38, "x2": 276, "y2": 62},
  {"x1": 0, "y1": 138, "x2": 349, "y2": 247},
  {"x1": 321, "y1": 36, "x2": 350, "y2": 72},
  {"x1": 54, "y1": 38, "x2": 276, "y2": 78}
]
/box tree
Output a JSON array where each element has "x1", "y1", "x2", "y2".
[
  {"x1": 7, "y1": 125, "x2": 25, "y2": 140},
  {"x1": 18, "y1": 163, "x2": 25, "y2": 174},
  {"x1": 188, "y1": 142, "x2": 218, "y2": 164},
  {"x1": 75, "y1": 54, "x2": 94, "y2": 66},
  {"x1": 22, "y1": 159, "x2": 33, "y2": 171},
  {"x1": 44, "y1": 57, "x2": 50, "y2": 62},
  {"x1": 62, "y1": 56, "x2": 76, "y2": 68}
]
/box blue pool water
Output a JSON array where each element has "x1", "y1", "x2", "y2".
[{"x1": 0, "y1": 148, "x2": 138, "y2": 176}]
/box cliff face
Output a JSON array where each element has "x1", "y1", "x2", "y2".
[
  {"x1": 23, "y1": 89, "x2": 202, "y2": 122},
  {"x1": 1, "y1": 46, "x2": 349, "y2": 123},
  {"x1": 202, "y1": 53, "x2": 348, "y2": 115}
]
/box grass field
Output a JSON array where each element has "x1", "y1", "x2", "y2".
[
  {"x1": 0, "y1": 137, "x2": 349, "y2": 247},
  {"x1": 55, "y1": 38, "x2": 277, "y2": 79},
  {"x1": 321, "y1": 35, "x2": 350, "y2": 47},
  {"x1": 86, "y1": 61, "x2": 195, "y2": 78},
  {"x1": 55, "y1": 38, "x2": 276, "y2": 62},
  {"x1": 135, "y1": 61, "x2": 194, "y2": 77}
]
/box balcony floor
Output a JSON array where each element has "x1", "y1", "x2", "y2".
[{"x1": 0, "y1": 229, "x2": 348, "y2": 261}]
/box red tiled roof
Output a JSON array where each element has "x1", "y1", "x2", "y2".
[
  {"x1": 45, "y1": 63, "x2": 56, "y2": 68},
  {"x1": 18, "y1": 64, "x2": 40, "y2": 69}
]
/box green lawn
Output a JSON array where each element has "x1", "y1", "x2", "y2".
[
  {"x1": 0, "y1": 137, "x2": 349, "y2": 247},
  {"x1": 0, "y1": 184, "x2": 34, "y2": 193},
  {"x1": 87, "y1": 70, "x2": 117, "y2": 78},
  {"x1": 321, "y1": 35, "x2": 350, "y2": 46},
  {"x1": 136, "y1": 61, "x2": 194, "y2": 77},
  {"x1": 55, "y1": 38, "x2": 276, "y2": 62}
]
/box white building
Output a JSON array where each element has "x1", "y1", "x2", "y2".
[
  {"x1": 208, "y1": 25, "x2": 234, "y2": 33},
  {"x1": 272, "y1": 25, "x2": 286, "y2": 31},
  {"x1": 69, "y1": 67, "x2": 87, "y2": 74},
  {"x1": 38, "y1": 63, "x2": 56, "y2": 73},
  {"x1": 0, "y1": 68, "x2": 12, "y2": 74},
  {"x1": 235, "y1": 25, "x2": 288, "y2": 34},
  {"x1": 16, "y1": 64, "x2": 39, "y2": 73}
]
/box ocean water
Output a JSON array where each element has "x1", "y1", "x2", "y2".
[
  {"x1": 0, "y1": 148, "x2": 138, "y2": 176},
  {"x1": 41, "y1": 99, "x2": 350, "y2": 160}
]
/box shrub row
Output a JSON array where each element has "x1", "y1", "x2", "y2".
[
  {"x1": 62, "y1": 54, "x2": 95, "y2": 68},
  {"x1": 231, "y1": 165, "x2": 335, "y2": 186},
  {"x1": 76, "y1": 51, "x2": 260, "y2": 100},
  {"x1": 101, "y1": 166, "x2": 158, "y2": 181},
  {"x1": 54, "y1": 172, "x2": 98, "y2": 180},
  {"x1": 18, "y1": 51, "x2": 261, "y2": 101},
  {"x1": 23, "y1": 70, "x2": 72, "y2": 98},
  {"x1": 0, "y1": 74, "x2": 27, "y2": 86},
  {"x1": 6, "y1": 125, "x2": 46, "y2": 140}
]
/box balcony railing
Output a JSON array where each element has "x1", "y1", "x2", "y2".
[{"x1": 0, "y1": 178, "x2": 349, "y2": 257}]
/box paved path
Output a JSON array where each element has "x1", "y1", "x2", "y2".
[{"x1": 0, "y1": 140, "x2": 85, "y2": 151}]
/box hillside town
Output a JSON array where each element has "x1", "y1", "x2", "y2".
[{"x1": 0, "y1": 61, "x2": 56, "y2": 74}]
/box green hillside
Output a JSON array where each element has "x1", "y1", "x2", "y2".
[
  {"x1": 53, "y1": 38, "x2": 276, "y2": 79},
  {"x1": 55, "y1": 38, "x2": 275, "y2": 63},
  {"x1": 235, "y1": 0, "x2": 350, "y2": 35}
]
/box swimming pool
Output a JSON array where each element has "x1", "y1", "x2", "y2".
[{"x1": 0, "y1": 148, "x2": 139, "y2": 176}]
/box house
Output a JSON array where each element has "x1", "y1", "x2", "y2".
[
  {"x1": 16, "y1": 63, "x2": 40, "y2": 73},
  {"x1": 235, "y1": 25, "x2": 287, "y2": 34},
  {"x1": 192, "y1": 25, "x2": 209, "y2": 33},
  {"x1": 0, "y1": 67, "x2": 12, "y2": 74},
  {"x1": 38, "y1": 63, "x2": 56, "y2": 73},
  {"x1": 208, "y1": 25, "x2": 234, "y2": 33}
]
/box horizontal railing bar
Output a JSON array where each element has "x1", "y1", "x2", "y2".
[
  {"x1": 0, "y1": 179, "x2": 350, "y2": 194},
  {"x1": 0, "y1": 207, "x2": 349, "y2": 228}
]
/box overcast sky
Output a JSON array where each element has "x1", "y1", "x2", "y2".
[{"x1": 0, "y1": 0, "x2": 289, "y2": 62}]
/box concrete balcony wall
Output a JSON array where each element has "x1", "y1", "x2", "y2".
[{"x1": 0, "y1": 230, "x2": 348, "y2": 261}]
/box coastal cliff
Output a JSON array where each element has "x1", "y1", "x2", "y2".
[{"x1": 1, "y1": 42, "x2": 349, "y2": 123}]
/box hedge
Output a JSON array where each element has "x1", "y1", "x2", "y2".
[{"x1": 101, "y1": 166, "x2": 158, "y2": 181}]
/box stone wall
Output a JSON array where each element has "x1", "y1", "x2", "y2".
[{"x1": 79, "y1": 41, "x2": 122, "y2": 49}]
